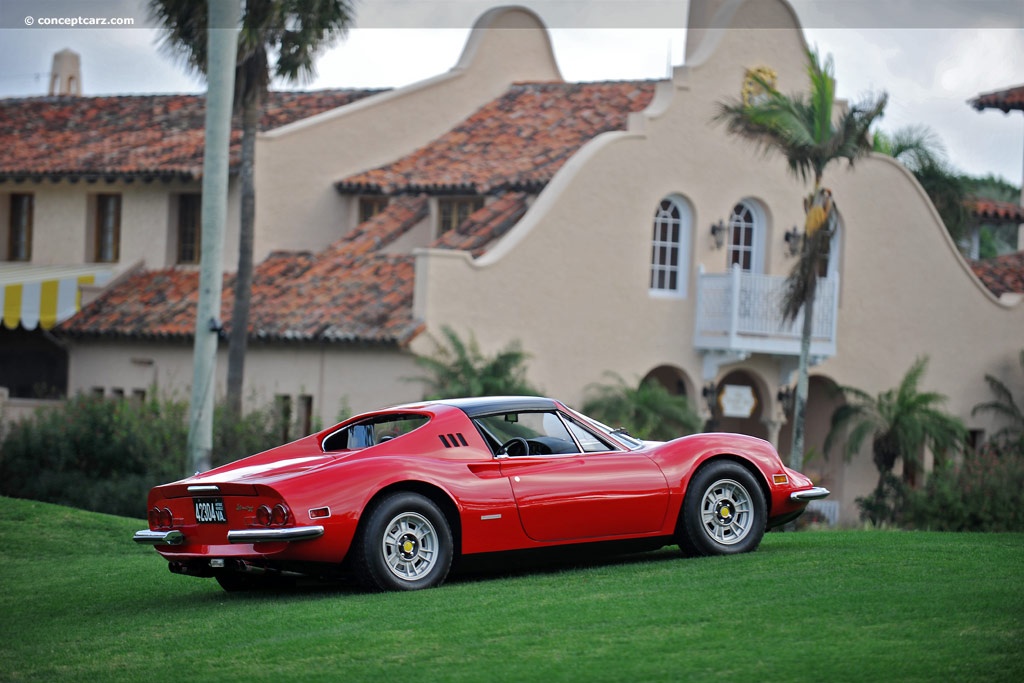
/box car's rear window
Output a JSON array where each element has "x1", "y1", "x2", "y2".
[{"x1": 322, "y1": 414, "x2": 429, "y2": 451}]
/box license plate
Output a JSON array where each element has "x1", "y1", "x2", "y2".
[{"x1": 193, "y1": 497, "x2": 227, "y2": 524}]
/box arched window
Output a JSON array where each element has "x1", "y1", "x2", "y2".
[
  {"x1": 650, "y1": 196, "x2": 691, "y2": 297},
  {"x1": 727, "y1": 200, "x2": 765, "y2": 273}
]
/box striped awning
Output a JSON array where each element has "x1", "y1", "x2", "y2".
[{"x1": 0, "y1": 265, "x2": 113, "y2": 330}]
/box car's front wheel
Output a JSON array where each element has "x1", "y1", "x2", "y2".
[
  {"x1": 351, "y1": 492, "x2": 453, "y2": 591},
  {"x1": 677, "y1": 460, "x2": 766, "y2": 557}
]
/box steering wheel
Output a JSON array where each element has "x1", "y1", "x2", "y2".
[{"x1": 499, "y1": 437, "x2": 530, "y2": 457}]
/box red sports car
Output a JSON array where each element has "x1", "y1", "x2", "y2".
[{"x1": 134, "y1": 396, "x2": 828, "y2": 591}]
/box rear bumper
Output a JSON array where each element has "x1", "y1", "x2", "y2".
[
  {"x1": 789, "y1": 487, "x2": 831, "y2": 502},
  {"x1": 133, "y1": 530, "x2": 184, "y2": 545},
  {"x1": 226, "y1": 526, "x2": 324, "y2": 544},
  {"x1": 132, "y1": 525, "x2": 324, "y2": 546}
]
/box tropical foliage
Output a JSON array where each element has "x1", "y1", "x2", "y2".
[
  {"x1": 582, "y1": 373, "x2": 702, "y2": 442},
  {"x1": 873, "y1": 124, "x2": 970, "y2": 243},
  {"x1": 0, "y1": 394, "x2": 289, "y2": 517},
  {"x1": 904, "y1": 439, "x2": 1024, "y2": 532},
  {"x1": 410, "y1": 326, "x2": 540, "y2": 400},
  {"x1": 824, "y1": 356, "x2": 967, "y2": 525},
  {"x1": 972, "y1": 349, "x2": 1024, "y2": 449},
  {"x1": 715, "y1": 49, "x2": 887, "y2": 471},
  {"x1": 875, "y1": 127, "x2": 1023, "y2": 257},
  {"x1": 149, "y1": 0, "x2": 356, "y2": 415}
]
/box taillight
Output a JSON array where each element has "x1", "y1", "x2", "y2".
[
  {"x1": 254, "y1": 503, "x2": 289, "y2": 527},
  {"x1": 256, "y1": 505, "x2": 272, "y2": 526},
  {"x1": 149, "y1": 507, "x2": 173, "y2": 529},
  {"x1": 270, "y1": 504, "x2": 289, "y2": 526}
]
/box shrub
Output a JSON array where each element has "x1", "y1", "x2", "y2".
[
  {"x1": 905, "y1": 440, "x2": 1024, "y2": 532},
  {"x1": 0, "y1": 394, "x2": 292, "y2": 518},
  {"x1": 855, "y1": 473, "x2": 908, "y2": 528}
]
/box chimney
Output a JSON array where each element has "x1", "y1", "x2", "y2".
[{"x1": 49, "y1": 48, "x2": 82, "y2": 96}]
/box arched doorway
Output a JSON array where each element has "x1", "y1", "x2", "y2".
[
  {"x1": 642, "y1": 365, "x2": 692, "y2": 398},
  {"x1": 709, "y1": 370, "x2": 768, "y2": 440},
  {"x1": 778, "y1": 375, "x2": 842, "y2": 476}
]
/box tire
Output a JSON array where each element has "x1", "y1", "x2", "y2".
[
  {"x1": 351, "y1": 492, "x2": 453, "y2": 591},
  {"x1": 677, "y1": 461, "x2": 766, "y2": 557}
]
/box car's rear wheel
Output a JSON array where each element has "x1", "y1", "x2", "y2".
[
  {"x1": 352, "y1": 492, "x2": 453, "y2": 591},
  {"x1": 677, "y1": 460, "x2": 766, "y2": 557}
]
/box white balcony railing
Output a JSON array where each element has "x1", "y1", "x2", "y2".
[{"x1": 694, "y1": 265, "x2": 838, "y2": 358}]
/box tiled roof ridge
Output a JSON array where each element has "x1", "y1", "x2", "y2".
[
  {"x1": 966, "y1": 196, "x2": 1024, "y2": 223},
  {"x1": 970, "y1": 84, "x2": 1024, "y2": 112}
]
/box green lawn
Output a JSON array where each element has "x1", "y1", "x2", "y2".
[{"x1": 1, "y1": 495, "x2": 1021, "y2": 682}]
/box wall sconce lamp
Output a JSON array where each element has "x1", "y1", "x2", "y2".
[
  {"x1": 710, "y1": 220, "x2": 727, "y2": 249},
  {"x1": 777, "y1": 385, "x2": 794, "y2": 413},
  {"x1": 784, "y1": 226, "x2": 803, "y2": 257},
  {"x1": 702, "y1": 382, "x2": 718, "y2": 413}
]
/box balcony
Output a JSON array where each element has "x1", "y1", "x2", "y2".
[{"x1": 694, "y1": 265, "x2": 838, "y2": 358}]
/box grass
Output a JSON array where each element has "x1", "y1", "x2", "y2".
[{"x1": 1, "y1": 496, "x2": 1022, "y2": 682}]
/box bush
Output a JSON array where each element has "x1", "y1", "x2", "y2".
[
  {"x1": 855, "y1": 473, "x2": 908, "y2": 528},
  {"x1": 905, "y1": 441, "x2": 1024, "y2": 532},
  {"x1": 0, "y1": 394, "x2": 292, "y2": 518}
]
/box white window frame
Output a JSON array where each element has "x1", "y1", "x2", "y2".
[
  {"x1": 727, "y1": 199, "x2": 766, "y2": 274},
  {"x1": 649, "y1": 196, "x2": 691, "y2": 298}
]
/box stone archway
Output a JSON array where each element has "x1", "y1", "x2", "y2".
[
  {"x1": 777, "y1": 374, "x2": 870, "y2": 525},
  {"x1": 642, "y1": 364, "x2": 693, "y2": 398},
  {"x1": 709, "y1": 369, "x2": 768, "y2": 441},
  {"x1": 778, "y1": 375, "x2": 842, "y2": 479}
]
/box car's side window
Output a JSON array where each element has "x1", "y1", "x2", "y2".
[
  {"x1": 474, "y1": 411, "x2": 623, "y2": 456},
  {"x1": 322, "y1": 414, "x2": 428, "y2": 451},
  {"x1": 475, "y1": 411, "x2": 580, "y2": 456}
]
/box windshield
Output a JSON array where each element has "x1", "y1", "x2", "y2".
[{"x1": 564, "y1": 407, "x2": 645, "y2": 450}]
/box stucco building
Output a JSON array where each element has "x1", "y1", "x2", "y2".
[{"x1": 2, "y1": 1, "x2": 1022, "y2": 524}]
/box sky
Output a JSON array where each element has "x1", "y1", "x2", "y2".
[{"x1": 0, "y1": 0, "x2": 1022, "y2": 186}]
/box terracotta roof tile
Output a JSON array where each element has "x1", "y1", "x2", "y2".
[
  {"x1": 967, "y1": 197, "x2": 1024, "y2": 223},
  {"x1": 970, "y1": 85, "x2": 1024, "y2": 113},
  {"x1": 430, "y1": 192, "x2": 530, "y2": 257},
  {"x1": 0, "y1": 89, "x2": 382, "y2": 181},
  {"x1": 971, "y1": 251, "x2": 1024, "y2": 297},
  {"x1": 57, "y1": 81, "x2": 658, "y2": 344},
  {"x1": 59, "y1": 196, "x2": 427, "y2": 344},
  {"x1": 337, "y1": 81, "x2": 656, "y2": 195}
]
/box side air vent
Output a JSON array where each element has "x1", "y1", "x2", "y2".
[{"x1": 438, "y1": 433, "x2": 469, "y2": 448}]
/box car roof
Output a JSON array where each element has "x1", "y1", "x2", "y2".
[{"x1": 406, "y1": 396, "x2": 560, "y2": 418}]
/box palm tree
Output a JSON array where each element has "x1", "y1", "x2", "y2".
[
  {"x1": 873, "y1": 125, "x2": 968, "y2": 243},
  {"x1": 582, "y1": 373, "x2": 702, "y2": 442},
  {"x1": 972, "y1": 349, "x2": 1024, "y2": 449},
  {"x1": 149, "y1": 0, "x2": 355, "y2": 416},
  {"x1": 872, "y1": 124, "x2": 945, "y2": 170},
  {"x1": 411, "y1": 326, "x2": 540, "y2": 400},
  {"x1": 715, "y1": 49, "x2": 887, "y2": 471},
  {"x1": 825, "y1": 356, "x2": 966, "y2": 498}
]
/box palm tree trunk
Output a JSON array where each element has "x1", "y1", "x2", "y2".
[
  {"x1": 789, "y1": 273, "x2": 816, "y2": 472},
  {"x1": 226, "y1": 97, "x2": 257, "y2": 417}
]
